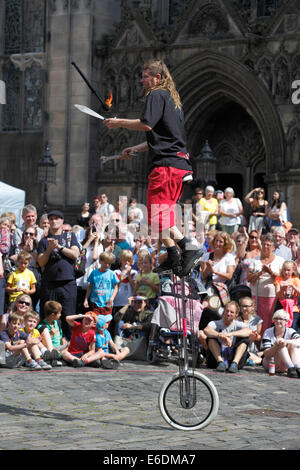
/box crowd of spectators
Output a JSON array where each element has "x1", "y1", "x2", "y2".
[{"x1": 0, "y1": 186, "x2": 300, "y2": 377}]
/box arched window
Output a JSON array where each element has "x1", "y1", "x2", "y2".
[{"x1": 1, "y1": 0, "x2": 45, "y2": 131}]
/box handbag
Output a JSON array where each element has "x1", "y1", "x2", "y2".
[
  {"x1": 74, "y1": 254, "x2": 86, "y2": 279},
  {"x1": 114, "y1": 335, "x2": 148, "y2": 361}
]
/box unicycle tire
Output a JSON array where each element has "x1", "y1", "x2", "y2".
[{"x1": 158, "y1": 370, "x2": 219, "y2": 431}]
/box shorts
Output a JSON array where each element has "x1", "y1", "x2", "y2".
[
  {"x1": 4, "y1": 350, "x2": 25, "y2": 369},
  {"x1": 206, "y1": 337, "x2": 249, "y2": 369},
  {"x1": 147, "y1": 166, "x2": 189, "y2": 234},
  {"x1": 90, "y1": 304, "x2": 113, "y2": 316}
]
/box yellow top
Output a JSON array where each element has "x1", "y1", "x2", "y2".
[{"x1": 199, "y1": 197, "x2": 219, "y2": 226}]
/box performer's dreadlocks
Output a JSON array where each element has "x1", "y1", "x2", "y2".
[{"x1": 142, "y1": 60, "x2": 182, "y2": 110}]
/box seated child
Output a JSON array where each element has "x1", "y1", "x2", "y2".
[
  {"x1": 84, "y1": 252, "x2": 119, "y2": 315},
  {"x1": 86, "y1": 314, "x2": 130, "y2": 369},
  {"x1": 6, "y1": 251, "x2": 36, "y2": 304},
  {"x1": 61, "y1": 312, "x2": 96, "y2": 367},
  {"x1": 21, "y1": 310, "x2": 50, "y2": 361},
  {"x1": 0, "y1": 312, "x2": 51, "y2": 370},
  {"x1": 37, "y1": 300, "x2": 68, "y2": 366}
]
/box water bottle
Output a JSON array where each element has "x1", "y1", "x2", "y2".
[{"x1": 268, "y1": 357, "x2": 275, "y2": 376}]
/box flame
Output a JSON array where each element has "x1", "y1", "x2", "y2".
[{"x1": 105, "y1": 91, "x2": 113, "y2": 108}]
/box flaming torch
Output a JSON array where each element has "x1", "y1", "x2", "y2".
[{"x1": 105, "y1": 91, "x2": 113, "y2": 109}]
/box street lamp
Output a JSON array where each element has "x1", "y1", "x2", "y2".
[
  {"x1": 37, "y1": 143, "x2": 57, "y2": 212},
  {"x1": 194, "y1": 140, "x2": 217, "y2": 186}
]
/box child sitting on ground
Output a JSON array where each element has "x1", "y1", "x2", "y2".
[
  {"x1": 84, "y1": 251, "x2": 119, "y2": 316},
  {"x1": 21, "y1": 310, "x2": 51, "y2": 362},
  {"x1": 85, "y1": 314, "x2": 130, "y2": 369},
  {"x1": 61, "y1": 312, "x2": 96, "y2": 367},
  {"x1": 0, "y1": 312, "x2": 51, "y2": 370},
  {"x1": 37, "y1": 300, "x2": 68, "y2": 366},
  {"x1": 6, "y1": 251, "x2": 37, "y2": 304}
]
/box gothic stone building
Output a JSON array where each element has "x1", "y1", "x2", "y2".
[{"x1": 0, "y1": 0, "x2": 300, "y2": 224}]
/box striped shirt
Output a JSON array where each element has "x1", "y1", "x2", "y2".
[{"x1": 261, "y1": 326, "x2": 300, "y2": 351}]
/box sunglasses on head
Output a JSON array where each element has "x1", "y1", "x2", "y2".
[{"x1": 17, "y1": 300, "x2": 31, "y2": 306}]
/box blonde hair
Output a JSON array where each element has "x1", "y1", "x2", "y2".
[
  {"x1": 142, "y1": 60, "x2": 182, "y2": 110},
  {"x1": 281, "y1": 260, "x2": 297, "y2": 277},
  {"x1": 120, "y1": 249, "x2": 133, "y2": 265},
  {"x1": 100, "y1": 251, "x2": 115, "y2": 265},
  {"x1": 213, "y1": 231, "x2": 233, "y2": 254},
  {"x1": 24, "y1": 311, "x2": 40, "y2": 323},
  {"x1": 272, "y1": 309, "x2": 289, "y2": 322}
]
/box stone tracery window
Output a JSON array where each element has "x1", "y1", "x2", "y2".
[
  {"x1": 2, "y1": 0, "x2": 45, "y2": 132},
  {"x1": 257, "y1": 0, "x2": 277, "y2": 17}
]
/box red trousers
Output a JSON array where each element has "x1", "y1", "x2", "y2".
[{"x1": 147, "y1": 166, "x2": 189, "y2": 234}]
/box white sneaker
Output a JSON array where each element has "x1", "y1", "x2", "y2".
[
  {"x1": 25, "y1": 359, "x2": 42, "y2": 371},
  {"x1": 38, "y1": 359, "x2": 52, "y2": 370}
]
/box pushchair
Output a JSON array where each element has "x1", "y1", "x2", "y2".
[{"x1": 147, "y1": 278, "x2": 204, "y2": 365}]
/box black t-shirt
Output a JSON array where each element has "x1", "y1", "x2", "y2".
[
  {"x1": 140, "y1": 89, "x2": 192, "y2": 174},
  {"x1": 37, "y1": 231, "x2": 80, "y2": 282}
]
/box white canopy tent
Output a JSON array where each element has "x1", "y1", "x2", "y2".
[{"x1": 0, "y1": 182, "x2": 25, "y2": 226}]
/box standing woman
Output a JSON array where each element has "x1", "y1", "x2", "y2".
[
  {"x1": 268, "y1": 190, "x2": 288, "y2": 229},
  {"x1": 77, "y1": 202, "x2": 91, "y2": 228},
  {"x1": 239, "y1": 229, "x2": 262, "y2": 287},
  {"x1": 199, "y1": 186, "x2": 219, "y2": 232},
  {"x1": 219, "y1": 187, "x2": 243, "y2": 235},
  {"x1": 76, "y1": 226, "x2": 103, "y2": 313},
  {"x1": 247, "y1": 233, "x2": 284, "y2": 335},
  {"x1": 244, "y1": 187, "x2": 268, "y2": 232}
]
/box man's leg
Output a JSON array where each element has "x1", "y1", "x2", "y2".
[{"x1": 206, "y1": 338, "x2": 226, "y2": 371}]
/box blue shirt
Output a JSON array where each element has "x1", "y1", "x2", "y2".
[
  {"x1": 95, "y1": 329, "x2": 112, "y2": 352},
  {"x1": 87, "y1": 268, "x2": 119, "y2": 307}
]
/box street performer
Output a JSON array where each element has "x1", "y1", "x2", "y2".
[{"x1": 104, "y1": 59, "x2": 202, "y2": 277}]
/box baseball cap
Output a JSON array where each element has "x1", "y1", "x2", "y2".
[
  {"x1": 288, "y1": 228, "x2": 299, "y2": 235},
  {"x1": 96, "y1": 314, "x2": 113, "y2": 329},
  {"x1": 48, "y1": 209, "x2": 64, "y2": 219}
]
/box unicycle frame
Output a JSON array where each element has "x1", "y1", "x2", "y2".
[{"x1": 158, "y1": 276, "x2": 219, "y2": 430}]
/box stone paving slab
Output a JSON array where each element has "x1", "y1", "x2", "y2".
[{"x1": 0, "y1": 360, "x2": 299, "y2": 453}]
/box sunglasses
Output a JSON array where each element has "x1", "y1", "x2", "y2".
[
  {"x1": 17, "y1": 300, "x2": 31, "y2": 306},
  {"x1": 249, "y1": 236, "x2": 258, "y2": 239},
  {"x1": 24, "y1": 232, "x2": 34, "y2": 236}
]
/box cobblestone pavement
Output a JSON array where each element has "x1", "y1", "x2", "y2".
[{"x1": 0, "y1": 360, "x2": 299, "y2": 452}]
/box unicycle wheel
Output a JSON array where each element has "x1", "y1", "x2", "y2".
[{"x1": 158, "y1": 370, "x2": 219, "y2": 431}]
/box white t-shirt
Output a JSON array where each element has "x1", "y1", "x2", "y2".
[
  {"x1": 261, "y1": 326, "x2": 300, "y2": 350},
  {"x1": 219, "y1": 198, "x2": 242, "y2": 226},
  {"x1": 113, "y1": 268, "x2": 137, "y2": 307},
  {"x1": 207, "y1": 318, "x2": 247, "y2": 346},
  {"x1": 210, "y1": 252, "x2": 236, "y2": 283}
]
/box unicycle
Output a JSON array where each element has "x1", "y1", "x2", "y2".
[{"x1": 158, "y1": 277, "x2": 219, "y2": 431}]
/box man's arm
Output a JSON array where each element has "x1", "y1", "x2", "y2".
[{"x1": 104, "y1": 118, "x2": 151, "y2": 132}]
